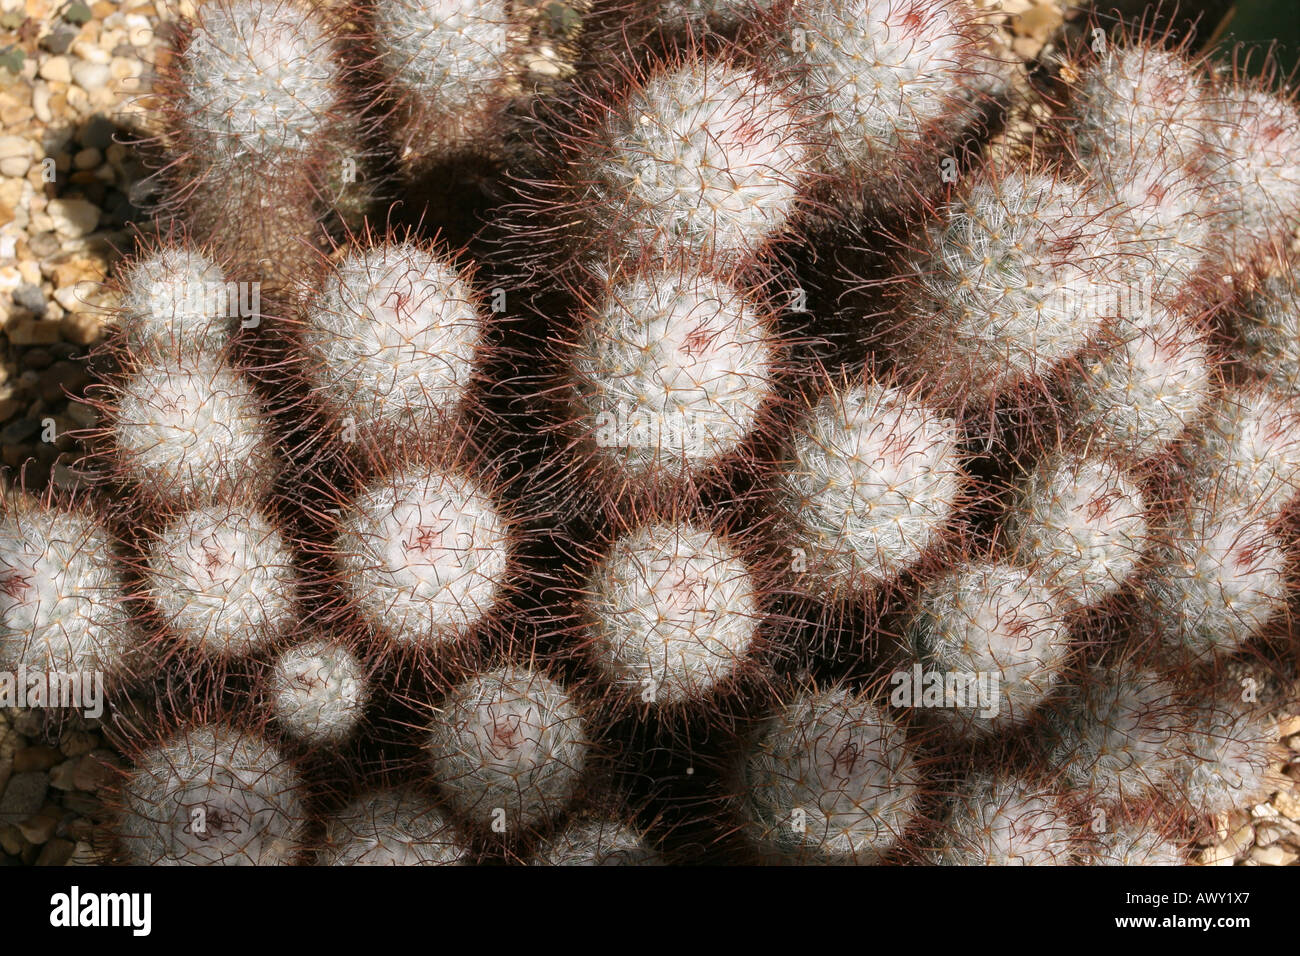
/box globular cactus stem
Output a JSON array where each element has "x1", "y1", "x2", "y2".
[
  {"x1": 567, "y1": 55, "x2": 813, "y2": 268},
  {"x1": 905, "y1": 561, "x2": 1071, "y2": 737},
  {"x1": 1004, "y1": 452, "x2": 1148, "y2": 609},
  {"x1": 933, "y1": 772, "x2": 1082, "y2": 865},
  {"x1": 163, "y1": 0, "x2": 358, "y2": 290},
  {"x1": 769, "y1": 0, "x2": 995, "y2": 208},
  {"x1": 1047, "y1": 663, "x2": 1190, "y2": 807},
  {"x1": 776, "y1": 378, "x2": 965, "y2": 600},
  {"x1": 567, "y1": 263, "x2": 780, "y2": 496},
  {"x1": 113, "y1": 722, "x2": 310, "y2": 865},
  {"x1": 1140, "y1": 496, "x2": 1288, "y2": 662},
  {"x1": 425, "y1": 665, "x2": 591, "y2": 834},
  {"x1": 529, "y1": 814, "x2": 661, "y2": 865},
  {"x1": 298, "y1": 240, "x2": 488, "y2": 452},
  {"x1": 267, "y1": 638, "x2": 369, "y2": 746},
  {"x1": 0, "y1": 496, "x2": 134, "y2": 689},
  {"x1": 333, "y1": 461, "x2": 515, "y2": 650},
  {"x1": 102, "y1": 352, "x2": 280, "y2": 509},
  {"x1": 143, "y1": 501, "x2": 299, "y2": 661},
  {"x1": 1064, "y1": 305, "x2": 1212, "y2": 466},
  {"x1": 366, "y1": 0, "x2": 524, "y2": 173},
  {"x1": 893, "y1": 166, "x2": 1129, "y2": 409},
  {"x1": 739, "y1": 683, "x2": 922, "y2": 863},
  {"x1": 583, "y1": 520, "x2": 762, "y2": 706}
]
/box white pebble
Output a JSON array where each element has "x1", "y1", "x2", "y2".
[
  {"x1": 46, "y1": 198, "x2": 100, "y2": 238},
  {"x1": 71, "y1": 60, "x2": 111, "y2": 91}
]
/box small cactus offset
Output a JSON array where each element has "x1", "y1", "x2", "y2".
[
  {"x1": 266, "y1": 638, "x2": 370, "y2": 746},
  {"x1": 17, "y1": 0, "x2": 1300, "y2": 870}
]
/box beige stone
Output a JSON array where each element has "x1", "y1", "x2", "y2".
[
  {"x1": 60, "y1": 312, "x2": 103, "y2": 346},
  {"x1": 37, "y1": 56, "x2": 71, "y2": 85},
  {"x1": 1250, "y1": 844, "x2": 1297, "y2": 866},
  {"x1": 46, "y1": 197, "x2": 99, "y2": 238},
  {"x1": 1275, "y1": 715, "x2": 1300, "y2": 738},
  {"x1": 0, "y1": 135, "x2": 32, "y2": 178},
  {"x1": 1274, "y1": 789, "x2": 1300, "y2": 819}
]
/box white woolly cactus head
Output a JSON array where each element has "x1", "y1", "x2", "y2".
[
  {"x1": 776, "y1": 0, "x2": 988, "y2": 192},
  {"x1": 1066, "y1": 307, "x2": 1211, "y2": 464},
  {"x1": 1142, "y1": 499, "x2": 1288, "y2": 661},
  {"x1": 586, "y1": 522, "x2": 761, "y2": 705},
  {"x1": 179, "y1": 0, "x2": 340, "y2": 162},
  {"x1": 1006, "y1": 452, "x2": 1148, "y2": 608},
  {"x1": 573, "y1": 266, "x2": 778, "y2": 483},
  {"x1": 268, "y1": 639, "x2": 368, "y2": 745},
  {"x1": 1089, "y1": 823, "x2": 1186, "y2": 866},
  {"x1": 585, "y1": 58, "x2": 811, "y2": 265},
  {"x1": 145, "y1": 503, "x2": 297, "y2": 659},
  {"x1": 1070, "y1": 44, "x2": 1216, "y2": 290},
  {"x1": 901, "y1": 169, "x2": 1125, "y2": 405},
  {"x1": 529, "y1": 816, "x2": 660, "y2": 865},
  {"x1": 1072, "y1": 45, "x2": 1212, "y2": 174},
  {"x1": 375, "y1": 0, "x2": 512, "y2": 95},
  {"x1": 741, "y1": 685, "x2": 921, "y2": 863},
  {"x1": 779, "y1": 381, "x2": 964, "y2": 596},
  {"x1": 1235, "y1": 267, "x2": 1300, "y2": 393},
  {"x1": 117, "y1": 246, "x2": 239, "y2": 357},
  {"x1": 335, "y1": 464, "x2": 513, "y2": 648},
  {"x1": 318, "y1": 788, "x2": 468, "y2": 865},
  {"x1": 935, "y1": 773, "x2": 1080, "y2": 865},
  {"x1": 117, "y1": 723, "x2": 308, "y2": 865},
  {"x1": 1109, "y1": 162, "x2": 1213, "y2": 295},
  {"x1": 1049, "y1": 665, "x2": 1189, "y2": 805},
  {"x1": 0, "y1": 501, "x2": 131, "y2": 680},
  {"x1": 372, "y1": 0, "x2": 516, "y2": 156},
  {"x1": 302, "y1": 242, "x2": 485, "y2": 444},
  {"x1": 110, "y1": 354, "x2": 278, "y2": 506},
  {"x1": 906, "y1": 562, "x2": 1071, "y2": 736},
  {"x1": 1179, "y1": 701, "x2": 1278, "y2": 817},
  {"x1": 426, "y1": 666, "x2": 589, "y2": 832},
  {"x1": 1181, "y1": 383, "x2": 1300, "y2": 512},
  {"x1": 1207, "y1": 84, "x2": 1300, "y2": 258}
]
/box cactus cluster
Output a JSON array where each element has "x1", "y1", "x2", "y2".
[{"x1": 10, "y1": 0, "x2": 1300, "y2": 866}]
